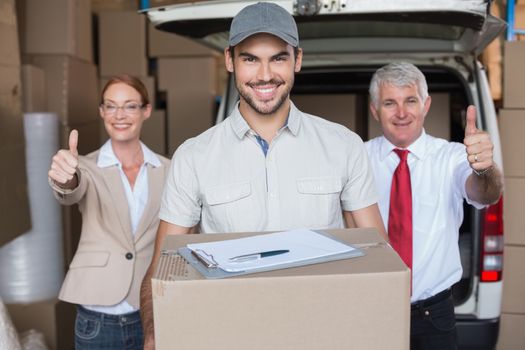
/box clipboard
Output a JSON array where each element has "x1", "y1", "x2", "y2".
[{"x1": 177, "y1": 230, "x2": 365, "y2": 279}]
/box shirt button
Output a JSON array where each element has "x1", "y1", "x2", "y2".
[{"x1": 125, "y1": 252, "x2": 133, "y2": 260}]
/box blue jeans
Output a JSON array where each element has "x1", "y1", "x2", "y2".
[
  {"x1": 410, "y1": 289, "x2": 457, "y2": 350},
  {"x1": 75, "y1": 306, "x2": 144, "y2": 350}
]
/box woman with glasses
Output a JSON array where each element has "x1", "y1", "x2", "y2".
[{"x1": 48, "y1": 74, "x2": 170, "y2": 349}]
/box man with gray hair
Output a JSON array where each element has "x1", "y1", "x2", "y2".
[
  {"x1": 141, "y1": 3, "x2": 386, "y2": 348},
  {"x1": 366, "y1": 62, "x2": 503, "y2": 349}
]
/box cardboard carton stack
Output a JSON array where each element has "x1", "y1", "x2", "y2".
[
  {"x1": 481, "y1": 1, "x2": 504, "y2": 101},
  {"x1": 497, "y1": 39, "x2": 525, "y2": 350},
  {"x1": 0, "y1": 0, "x2": 31, "y2": 246},
  {"x1": 484, "y1": 1, "x2": 525, "y2": 102},
  {"x1": 8, "y1": 1, "x2": 100, "y2": 348},
  {"x1": 293, "y1": 94, "x2": 361, "y2": 134},
  {"x1": 149, "y1": 22, "x2": 225, "y2": 155},
  {"x1": 20, "y1": 0, "x2": 101, "y2": 271},
  {"x1": 97, "y1": 10, "x2": 167, "y2": 155}
]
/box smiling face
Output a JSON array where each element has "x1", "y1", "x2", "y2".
[
  {"x1": 225, "y1": 33, "x2": 302, "y2": 119},
  {"x1": 100, "y1": 82, "x2": 151, "y2": 145},
  {"x1": 370, "y1": 83, "x2": 431, "y2": 149}
]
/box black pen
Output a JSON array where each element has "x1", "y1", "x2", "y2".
[{"x1": 229, "y1": 249, "x2": 290, "y2": 262}]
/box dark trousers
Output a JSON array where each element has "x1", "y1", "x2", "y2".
[
  {"x1": 410, "y1": 289, "x2": 458, "y2": 350},
  {"x1": 75, "y1": 306, "x2": 144, "y2": 350}
]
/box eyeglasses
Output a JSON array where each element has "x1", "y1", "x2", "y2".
[{"x1": 100, "y1": 102, "x2": 144, "y2": 115}]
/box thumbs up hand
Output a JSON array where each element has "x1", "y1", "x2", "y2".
[
  {"x1": 48, "y1": 130, "x2": 80, "y2": 189},
  {"x1": 463, "y1": 105, "x2": 494, "y2": 172}
]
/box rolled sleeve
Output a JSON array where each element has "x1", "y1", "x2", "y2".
[
  {"x1": 159, "y1": 142, "x2": 202, "y2": 227},
  {"x1": 341, "y1": 135, "x2": 378, "y2": 211}
]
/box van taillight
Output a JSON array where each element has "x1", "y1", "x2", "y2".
[{"x1": 480, "y1": 197, "x2": 504, "y2": 282}]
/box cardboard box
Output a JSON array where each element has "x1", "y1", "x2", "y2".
[
  {"x1": 21, "y1": 64, "x2": 46, "y2": 113},
  {"x1": 23, "y1": 0, "x2": 93, "y2": 62},
  {"x1": 6, "y1": 299, "x2": 75, "y2": 350},
  {"x1": 499, "y1": 109, "x2": 525, "y2": 177},
  {"x1": 368, "y1": 93, "x2": 450, "y2": 141},
  {"x1": 165, "y1": 91, "x2": 215, "y2": 154},
  {"x1": 497, "y1": 313, "x2": 525, "y2": 350},
  {"x1": 503, "y1": 41, "x2": 525, "y2": 108},
  {"x1": 502, "y1": 246, "x2": 525, "y2": 314},
  {"x1": 148, "y1": 22, "x2": 218, "y2": 58},
  {"x1": 158, "y1": 57, "x2": 216, "y2": 154},
  {"x1": 148, "y1": 0, "x2": 183, "y2": 7},
  {"x1": 0, "y1": 144, "x2": 31, "y2": 247},
  {"x1": 62, "y1": 120, "x2": 102, "y2": 155},
  {"x1": 480, "y1": 2, "x2": 503, "y2": 100},
  {"x1": 91, "y1": 0, "x2": 138, "y2": 13},
  {"x1": 98, "y1": 11, "x2": 148, "y2": 77},
  {"x1": 504, "y1": 177, "x2": 525, "y2": 246},
  {"x1": 292, "y1": 94, "x2": 359, "y2": 132},
  {"x1": 141, "y1": 110, "x2": 167, "y2": 156},
  {"x1": 29, "y1": 55, "x2": 99, "y2": 126},
  {"x1": 0, "y1": 0, "x2": 31, "y2": 247},
  {"x1": 152, "y1": 228, "x2": 410, "y2": 350},
  {"x1": 1, "y1": 0, "x2": 20, "y2": 65},
  {"x1": 0, "y1": 66, "x2": 24, "y2": 150},
  {"x1": 0, "y1": 24, "x2": 20, "y2": 66},
  {"x1": 514, "y1": 4, "x2": 525, "y2": 41}
]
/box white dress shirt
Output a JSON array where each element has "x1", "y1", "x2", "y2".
[
  {"x1": 365, "y1": 131, "x2": 484, "y2": 302},
  {"x1": 160, "y1": 102, "x2": 377, "y2": 233},
  {"x1": 84, "y1": 140, "x2": 161, "y2": 315}
]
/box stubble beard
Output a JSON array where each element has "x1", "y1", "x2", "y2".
[{"x1": 234, "y1": 73, "x2": 293, "y2": 116}]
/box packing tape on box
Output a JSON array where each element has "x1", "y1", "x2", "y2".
[{"x1": 0, "y1": 113, "x2": 64, "y2": 303}]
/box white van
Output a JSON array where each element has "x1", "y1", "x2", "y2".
[{"x1": 144, "y1": 1, "x2": 506, "y2": 348}]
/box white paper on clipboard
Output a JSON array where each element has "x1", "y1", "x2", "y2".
[{"x1": 186, "y1": 228, "x2": 358, "y2": 272}]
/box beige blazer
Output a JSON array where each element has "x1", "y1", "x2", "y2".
[{"x1": 51, "y1": 149, "x2": 170, "y2": 308}]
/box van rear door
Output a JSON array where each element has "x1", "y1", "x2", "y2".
[{"x1": 144, "y1": 0, "x2": 505, "y2": 56}]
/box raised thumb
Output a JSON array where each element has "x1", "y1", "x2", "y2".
[{"x1": 69, "y1": 129, "x2": 79, "y2": 157}]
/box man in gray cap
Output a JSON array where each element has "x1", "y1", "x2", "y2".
[{"x1": 141, "y1": 3, "x2": 386, "y2": 348}]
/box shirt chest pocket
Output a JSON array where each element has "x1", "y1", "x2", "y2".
[
  {"x1": 297, "y1": 177, "x2": 343, "y2": 195},
  {"x1": 205, "y1": 182, "x2": 251, "y2": 205},
  {"x1": 203, "y1": 182, "x2": 257, "y2": 231},
  {"x1": 296, "y1": 176, "x2": 343, "y2": 228}
]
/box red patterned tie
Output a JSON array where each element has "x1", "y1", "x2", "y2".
[{"x1": 388, "y1": 149, "x2": 412, "y2": 271}]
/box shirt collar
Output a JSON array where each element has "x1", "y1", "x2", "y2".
[
  {"x1": 379, "y1": 129, "x2": 428, "y2": 161},
  {"x1": 230, "y1": 101, "x2": 301, "y2": 139},
  {"x1": 97, "y1": 139, "x2": 162, "y2": 168}
]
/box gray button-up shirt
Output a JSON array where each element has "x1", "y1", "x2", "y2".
[{"x1": 160, "y1": 103, "x2": 377, "y2": 233}]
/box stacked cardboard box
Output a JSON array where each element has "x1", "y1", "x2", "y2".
[
  {"x1": 481, "y1": 1, "x2": 503, "y2": 101},
  {"x1": 0, "y1": 0, "x2": 31, "y2": 246},
  {"x1": 293, "y1": 94, "x2": 360, "y2": 133},
  {"x1": 157, "y1": 56, "x2": 218, "y2": 154},
  {"x1": 12, "y1": 1, "x2": 101, "y2": 348},
  {"x1": 91, "y1": 0, "x2": 138, "y2": 14},
  {"x1": 497, "y1": 40, "x2": 525, "y2": 350},
  {"x1": 20, "y1": 0, "x2": 101, "y2": 273},
  {"x1": 97, "y1": 11, "x2": 167, "y2": 155},
  {"x1": 149, "y1": 21, "x2": 224, "y2": 155}
]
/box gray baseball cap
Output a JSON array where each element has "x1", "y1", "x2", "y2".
[{"x1": 229, "y1": 2, "x2": 299, "y2": 47}]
